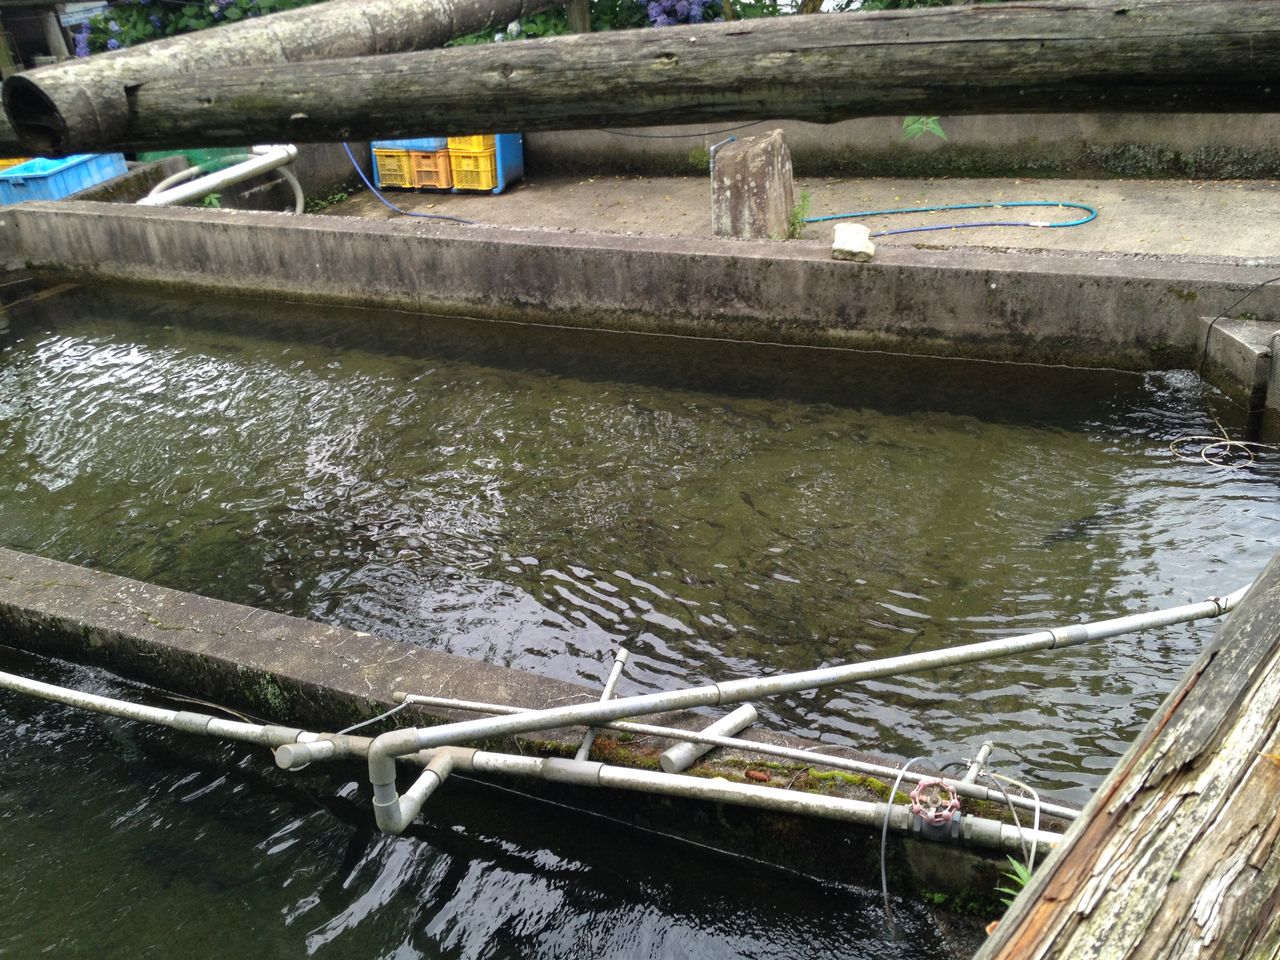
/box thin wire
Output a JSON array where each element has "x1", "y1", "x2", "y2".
[
  {"x1": 880, "y1": 755, "x2": 926, "y2": 930},
  {"x1": 983, "y1": 771, "x2": 1030, "y2": 867},
  {"x1": 1196, "y1": 275, "x2": 1280, "y2": 380},
  {"x1": 803, "y1": 200, "x2": 1098, "y2": 237},
  {"x1": 335, "y1": 699, "x2": 414, "y2": 735},
  {"x1": 598, "y1": 122, "x2": 767, "y2": 139},
  {"x1": 341, "y1": 142, "x2": 475, "y2": 225},
  {"x1": 989, "y1": 772, "x2": 1042, "y2": 872},
  {"x1": 1168, "y1": 274, "x2": 1280, "y2": 466}
]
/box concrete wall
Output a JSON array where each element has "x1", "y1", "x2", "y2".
[
  {"x1": 526, "y1": 114, "x2": 1280, "y2": 180},
  {"x1": 0, "y1": 545, "x2": 1007, "y2": 908},
  {"x1": 4, "y1": 200, "x2": 1279, "y2": 385}
]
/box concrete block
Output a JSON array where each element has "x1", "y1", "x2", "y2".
[
  {"x1": 1197, "y1": 314, "x2": 1278, "y2": 411},
  {"x1": 712, "y1": 129, "x2": 794, "y2": 240},
  {"x1": 832, "y1": 222, "x2": 875, "y2": 262}
]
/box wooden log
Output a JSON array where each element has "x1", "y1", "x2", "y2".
[
  {"x1": 975, "y1": 551, "x2": 1280, "y2": 959},
  {"x1": 0, "y1": 113, "x2": 23, "y2": 158},
  {"x1": 85, "y1": 0, "x2": 1280, "y2": 154},
  {"x1": 2, "y1": 0, "x2": 560, "y2": 156}
]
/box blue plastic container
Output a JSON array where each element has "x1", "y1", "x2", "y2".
[
  {"x1": 449, "y1": 133, "x2": 524, "y2": 195},
  {"x1": 371, "y1": 137, "x2": 448, "y2": 152},
  {"x1": 490, "y1": 133, "x2": 524, "y2": 195},
  {"x1": 0, "y1": 153, "x2": 128, "y2": 205}
]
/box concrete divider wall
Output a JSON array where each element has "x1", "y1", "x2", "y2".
[
  {"x1": 0, "y1": 546, "x2": 1005, "y2": 900},
  {"x1": 4, "y1": 201, "x2": 1278, "y2": 376}
]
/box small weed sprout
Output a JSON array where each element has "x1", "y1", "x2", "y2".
[
  {"x1": 787, "y1": 190, "x2": 811, "y2": 240},
  {"x1": 902, "y1": 116, "x2": 948, "y2": 142},
  {"x1": 995, "y1": 855, "x2": 1033, "y2": 907}
]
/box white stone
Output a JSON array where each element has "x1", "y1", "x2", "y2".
[{"x1": 832, "y1": 222, "x2": 875, "y2": 262}]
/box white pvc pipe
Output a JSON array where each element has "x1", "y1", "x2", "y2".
[
  {"x1": 454, "y1": 750, "x2": 1062, "y2": 856},
  {"x1": 0, "y1": 666, "x2": 308, "y2": 747},
  {"x1": 379, "y1": 586, "x2": 1250, "y2": 757},
  {"x1": 0, "y1": 666, "x2": 1060, "y2": 854},
  {"x1": 660, "y1": 704, "x2": 758, "y2": 773},
  {"x1": 400, "y1": 693, "x2": 1079, "y2": 822},
  {"x1": 575, "y1": 648, "x2": 629, "y2": 762},
  {"x1": 137, "y1": 144, "x2": 299, "y2": 208}
]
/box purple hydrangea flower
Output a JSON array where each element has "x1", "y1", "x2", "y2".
[
  {"x1": 72, "y1": 25, "x2": 90, "y2": 57},
  {"x1": 107, "y1": 19, "x2": 120, "y2": 32},
  {"x1": 148, "y1": 14, "x2": 162, "y2": 27},
  {"x1": 106, "y1": 37, "x2": 121, "y2": 50}
]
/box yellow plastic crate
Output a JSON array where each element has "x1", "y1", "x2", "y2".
[
  {"x1": 409, "y1": 149, "x2": 452, "y2": 190},
  {"x1": 373, "y1": 148, "x2": 414, "y2": 189},
  {"x1": 447, "y1": 134, "x2": 496, "y2": 153},
  {"x1": 448, "y1": 148, "x2": 498, "y2": 192},
  {"x1": 0, "y1": 157, "x2": 31, "y2": 172}
]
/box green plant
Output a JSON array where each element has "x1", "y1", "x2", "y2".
[
  {"x1": 995, "y1": 855, "x2": 1033, "y2": 907},
  {"x1": 902, "y1": 116, "x2": 948, "y2": 141},
  {"x1": 304, "y1": 189, "x2": 349, "y2": 214},
  {"x1": 82, "y1": 0, "x2": 324, "y2": 55},
  {"x1": 199, "y1": 192, "x2": 222, "y2": 208},
  {"x1": 786, "y1": 189, "x2": 811, "y2": 240},
  {"x1": 687, "y1": 146, "x2": 710, "y2": 170}
]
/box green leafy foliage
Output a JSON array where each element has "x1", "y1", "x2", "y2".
[
  {"x1": 447, "y1": 0, "x2": 648, "y2": 47},
  {"x1": 902, "y1": 115, "x2": 948, "y2": 141},
  {"x1": 787, "y1": 189, "x2": 811, "y2": 240},
  {"x1": 81, "y1": 0, "x2": 324, "y2": 56},
  {"x1": 995, "y1": 855, "x2": 1034, "y2": 907}
]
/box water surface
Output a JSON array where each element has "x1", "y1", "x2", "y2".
[{"x1": 1, "y1": 284, "x2": 1277, "y2": 957}]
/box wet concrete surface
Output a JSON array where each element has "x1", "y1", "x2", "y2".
[{"x1": 328, "y1": 173, "x2": 1280, "y2": 264}]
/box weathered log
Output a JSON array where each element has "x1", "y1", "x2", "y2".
[
  {"x1": 51, "y1": 0, "x2": 1280, "y2": 154},
  {"x1": 975, "y1": 551, "x2": 1280, "y2": 959},
  {"x1": 2, "y1": 0, "x2": 559, "y2": 156},
  {"x1": 0, "y1": 113, "x2": 23, "y2": 158}
]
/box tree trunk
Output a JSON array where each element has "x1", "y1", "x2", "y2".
[
  {"x1": 73, "y1": 0, "x2": 1280, "y2": 155},
  {"x1": 3, "y1": 0, "x2": 561, "y2": 156},
  {"x1": 566, "y1": 0, "x2": 592, "y2": 33},
  {"x1": 975, "y1": 551, "x2": 1280, "y2": 959}
]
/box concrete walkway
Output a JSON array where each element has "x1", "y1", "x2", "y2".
[{"x1": 329, "y1": 174, "x2": 1280, "y2": 263}]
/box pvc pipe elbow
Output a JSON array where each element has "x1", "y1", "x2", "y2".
[
  {"x1": 368, "y1": 728, "x2": 424, "y2": 788},
  {"x1": 372, "y1": 751, "x2": 454, "y2": 834}
]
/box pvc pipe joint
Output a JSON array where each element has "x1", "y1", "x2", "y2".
[
  {"x1": 372, "y1": 750, "x2": 455, "y2": 834},
  {"x1": 660, "y1": 704, "x2": 758, "y2": 773}
]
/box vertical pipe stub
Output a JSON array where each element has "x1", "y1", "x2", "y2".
[{"x1": 660, "y1": 704, "x2": 758, "y2": 774}]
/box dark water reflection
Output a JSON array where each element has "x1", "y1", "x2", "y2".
[
  {"x1": 0, "y1": 649, "x2": 942, "y2": 959},
  {"x1": 1, "y1": 285, "x2": 1278, "y2": 956}
]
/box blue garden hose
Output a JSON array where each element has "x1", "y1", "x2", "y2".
[
  {"x1": 803, "y1": 200, "x2": 1097, "y2": 237},
  {"x1": 342, "y1": 142, "x2": 474, "y2": 225}
]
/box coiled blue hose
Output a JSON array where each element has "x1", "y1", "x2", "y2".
[{"x1": 803, "y1": 200, "x2": 1098, "y2": 237}]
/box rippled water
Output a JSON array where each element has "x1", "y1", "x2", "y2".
[{"x1": 1, "y1": 284, "x2": 1278, "y2": 957}]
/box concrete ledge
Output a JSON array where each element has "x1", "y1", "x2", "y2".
[
  {"x1": 1198, "y1": 315, "x2": 1280, "y2": 412},
  {"x1": 3, "y1": 201, "x2": 1278, "y2": 384},
  {"x1": 0, "y1": 546, "x2": 1020, "y2": 903}
]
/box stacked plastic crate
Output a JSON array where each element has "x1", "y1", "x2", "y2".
[
  {"x1": 372, "y1": 137, "x2": 453, "y2": 191},
  {"x1": 446, "y1": 134, "x2": 524, "y2": 195}
]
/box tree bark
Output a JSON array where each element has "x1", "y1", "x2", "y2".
[
  {"x1": 0, "y1": 113, "x2": 22, "y2": 157},
  {"x1": 975, "y1": 551, "x2": 1280, "y2": 959},
  {"x1": 566, "y1": 0, "x2": 592, "y2": 33},
  {"x1": 2, "y1": 0, "x2": 560, "y2": 156},
  {"x1": 76, "y1": 0, "x2": 1280, "y2": 155}
]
